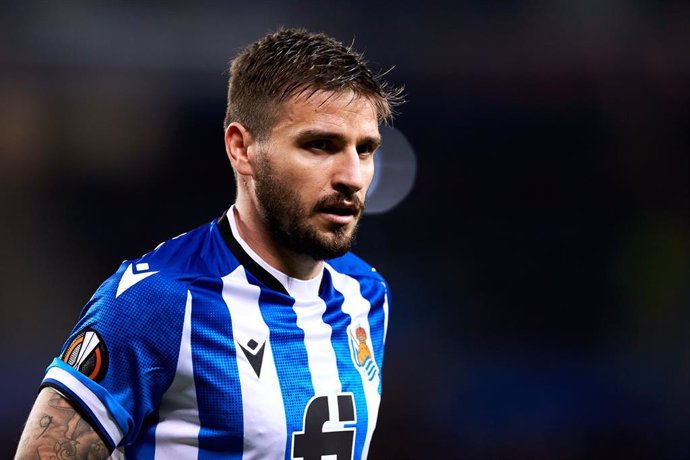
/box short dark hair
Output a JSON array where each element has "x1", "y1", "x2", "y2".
[{"x1": 223, "y1": 27, "x2": 405, "y2": 139}]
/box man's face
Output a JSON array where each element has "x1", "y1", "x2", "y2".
[{"x1": 253, "y1": 90, "x2": 380, "y2": 261}]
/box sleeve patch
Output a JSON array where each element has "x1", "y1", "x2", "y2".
[{"x1": 61, "y1": 328, "x2": 109, "y2": 382}]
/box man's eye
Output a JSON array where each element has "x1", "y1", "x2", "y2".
[
  {"x1": 357, "y1": 144, "x2": 376, "y2": 156},
  {"x1": 306, "y1": 140, "x2": 331, "y2": 151}
]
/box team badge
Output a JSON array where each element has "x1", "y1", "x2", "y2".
[
  {"x1": 61, "y1": 328, "x2": 109, "y2": 382},
  {"x1": 348, "y1": 325, "x2": 378, "y2": 382}
]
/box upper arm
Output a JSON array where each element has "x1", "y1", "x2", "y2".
[
  {"x1": 42, "y1": 268, "x2": 190, "y2": 446},
  {"x1": 23, "y1": 263, "x2": 190, "y2": 452},
  {"x1": 15, "y1": 386, "x2": 110, "y2": 460}
]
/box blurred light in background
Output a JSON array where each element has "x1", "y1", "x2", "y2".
[{"x1": 366, "y1": 126, "x2": 417, "y2": 214}]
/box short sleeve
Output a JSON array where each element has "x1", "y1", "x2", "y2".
[{"x1": 41, "y1": 260, "x2": 190, "y2": 450}]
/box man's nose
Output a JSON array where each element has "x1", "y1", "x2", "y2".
[{"x1": 332, "y1": 149, "x2": 366, "y2": 195}]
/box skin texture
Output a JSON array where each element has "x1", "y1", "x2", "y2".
[
  {"x1": 226, "y1": 89, "x2": 381, "y2": 279},
  {"x1": 14, "y1": 387, "x2": 109, "y2": 460}
]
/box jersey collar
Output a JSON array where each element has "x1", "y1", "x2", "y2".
[{"x1": 217, "y1": 206, "x2": 325, "y2": 299}]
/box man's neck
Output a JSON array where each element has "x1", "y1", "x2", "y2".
[{"x1": 231, "y1": 201, "x2": 323, "y2": 280}]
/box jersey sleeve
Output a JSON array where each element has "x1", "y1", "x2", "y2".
[{"x1": 41, "y1": 260, "x2": 191, "y2": 451}]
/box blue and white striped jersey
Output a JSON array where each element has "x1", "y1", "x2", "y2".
[{"x1": 41, "y1": 208, "x2": 390, "y2": 459}]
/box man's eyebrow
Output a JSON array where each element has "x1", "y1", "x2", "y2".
[{"x1": 295, "y1": 129, "x2": 382, "y2": 146}]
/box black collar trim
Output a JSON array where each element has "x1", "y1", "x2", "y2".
[{"x1": 217, "y1": 211, "x2": 289, "y2": 296}]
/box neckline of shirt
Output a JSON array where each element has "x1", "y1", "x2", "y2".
[{"x1": 226, "y1": 205, "x2": 324, "y2": 300}]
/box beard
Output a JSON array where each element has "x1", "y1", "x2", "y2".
[{"x1": 254, "y1": 155, "x2": 363, "y2": 261}]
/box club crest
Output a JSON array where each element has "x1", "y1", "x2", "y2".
[{"x1": 348, "y1": 325, "x2": 378, "y2": 382}]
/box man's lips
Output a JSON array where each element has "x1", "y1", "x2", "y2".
[
  {"x1": 318, "y1": 210, "x2": 357, "y2": 225},
  {"x1": 316, "y1": 202, "x2": 362, "y2": 224},
  {"x1": 320, "y1": 206, "x2": 357, "y2": 216}
]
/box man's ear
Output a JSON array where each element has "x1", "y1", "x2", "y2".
[{"x1": 225, "y1": 122, "x2": 256, "y2": 177}]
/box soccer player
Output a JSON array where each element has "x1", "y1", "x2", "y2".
[{"x1": 14, "y1": 28, "x2": 404, "y2": 459}]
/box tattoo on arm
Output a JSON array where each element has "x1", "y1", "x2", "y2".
[
  {"x1": 37, "y1": 415, "x2": 53, "y2": 439},
  {"x1": 15, "y1": 387, "x2": 110, "y2": 460}
]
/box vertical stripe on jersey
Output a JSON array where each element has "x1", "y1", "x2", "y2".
[
  {"x1": 222, "y1": 266, "x2": 287, "y2": 460},
  {"x1": 326, "y1": 266, "x2": 382, "y2": 459},
  {"x1": 153, "y1": 290, "x2": 200, "y2": 459},
  {"x1": 190, "y1": 277, "x2": 244, "y2": 458},
  {"x1": 357, "y1": 280, "x2": 389, "y2": 395},
  {"x1": 245, "y1": 271, "x2": 315, "y2": 460},
  {"x1": 320, "y1": 269, "x2": 367, "y2": 459},
  {"x1": 292, "y1": 296, "x2": 342, "y2": 395},
  {"x1": 382, "y1": 289, "x2": 390, "y2": 344}
]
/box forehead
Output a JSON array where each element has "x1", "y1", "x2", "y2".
[{"x1": 270, "y1": 90, "x2": 380, "y2": 139}]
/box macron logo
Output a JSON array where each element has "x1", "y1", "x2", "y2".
[
  {"x1": 238, "y1": 339, "x2": 266, "y2": 378},
  {"x1": 116, "y1": 263, "x2": 159, "y2": 298}
]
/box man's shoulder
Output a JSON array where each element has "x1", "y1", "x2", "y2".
[
  {"x1": 120, "y1": 215, "x2": 230, "y2": 278},
  {"x1": 138, "y1": 219, "x2": 217, "y2": 270},
  {"x1": 95, "y1": 218, "x2": 222, "y2": 300}
]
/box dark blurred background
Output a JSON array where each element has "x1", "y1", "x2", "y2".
[{"x1": 2, "y1": 1, "x2": 688, "y2": 459}]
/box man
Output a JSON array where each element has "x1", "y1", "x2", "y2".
[{"x1": 15, "y1": 27, "x2": 404, "y2": 459}]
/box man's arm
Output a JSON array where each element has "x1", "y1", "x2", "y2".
[{"x1": 15, "y1": 386, "x2": 110, "y2": 460}]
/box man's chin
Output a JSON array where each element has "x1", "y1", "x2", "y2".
[
  {"x1": 305, "y1": 244, "x2": 351, "y2": 261},
  {"x1": 316, "y1": 231, "x2": 356, "y2": 259},
  {"x1": 292, "y1": 230, "x2": 350, "y2": 261},
  {"x1": 277, "y1": 218, "x2": 358, "y2": 261}
]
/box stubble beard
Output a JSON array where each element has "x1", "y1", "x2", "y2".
[{"x1": 254, "y1": 155, "x2": 362, "y2": 261}]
